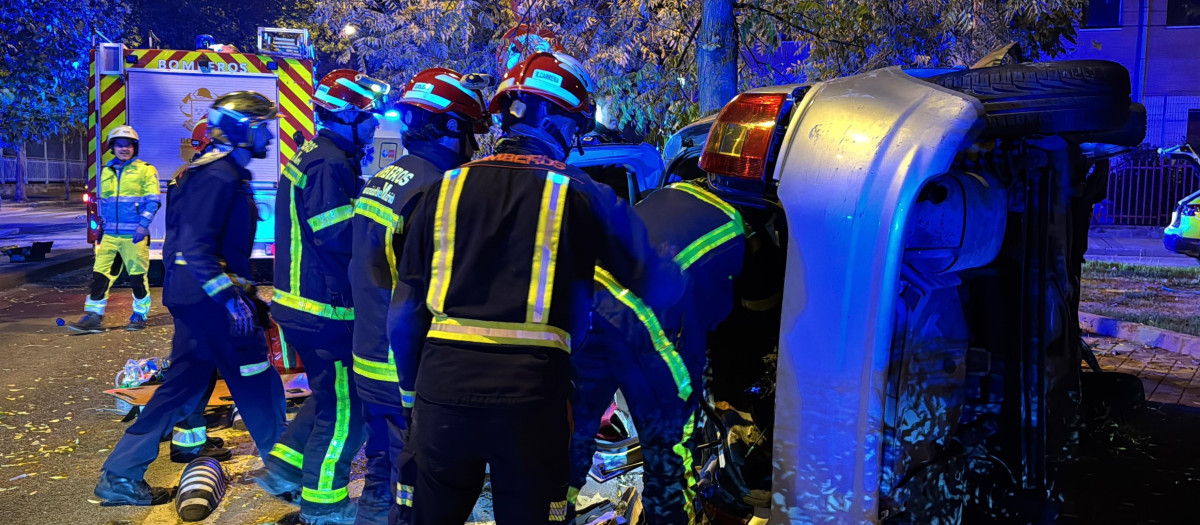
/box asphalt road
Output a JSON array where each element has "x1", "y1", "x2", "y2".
[
  {"x1": 0, "y1": 268, "x2": 631, "y2": 525},
  {"x1": 0, "y1": 267, "x2": 303, "y2": 524}
]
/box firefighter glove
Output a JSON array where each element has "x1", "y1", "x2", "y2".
[
  {"x1": 224, "y1": 295, "x2": 255, "y2": 337},
  {"x1": 132, "y1": 226, "x2": 149, "y2": 244}
]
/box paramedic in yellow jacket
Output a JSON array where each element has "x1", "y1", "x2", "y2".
[{"x1": 67, "y1": 126, "x2": 161, "y2": 334}]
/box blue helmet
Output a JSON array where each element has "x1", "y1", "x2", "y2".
[{"x1": 207, "y1": 91, "x2": 278, "y2": 151}]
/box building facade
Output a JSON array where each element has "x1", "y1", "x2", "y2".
[{"x1": 1064, "y1": 0, "x2": 1200, "y2": 147}]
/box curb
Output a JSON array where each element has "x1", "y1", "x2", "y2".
[
  {"x1": 1079, "y1": 311, "x2": 1200, "y2": 359},
  {"x1": 0, "y1": 248, "x2": 93, "y2": 291}
]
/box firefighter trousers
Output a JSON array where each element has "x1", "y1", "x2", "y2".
[
  {"x1": 349, "y1": 403, "x2": 411, "y2": 525},
  {"x1": 85, "y1": 234, "x2": 151, "y2": 317},
  {"x1": 168, "y1": 372, "x2": 219, "y2": 453},
  {"x1": 101, "y1": 301, "x2": 286, "y2": 480},
  {"x1": 408, "y1": 396, "x2": 570, "y2": 525},
  {"x1": 567, "y1": 316, "x2": 703, "y2": 525},
  {"x1": 265, "y1": 329, "x2": 367, "y2": 513}
]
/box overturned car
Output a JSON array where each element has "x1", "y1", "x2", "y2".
[{"x1": 594, "y1": 59, "x2": 1145, "y2": 524}]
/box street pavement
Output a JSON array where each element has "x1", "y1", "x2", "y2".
[
  {"x1": 1085, "y1": 226, "x2": 1199, "y2": 267},
  {"x1": 0, "y1": 267, "x2": 629, "y2": 525},
  {"x1": 0, "y1": 201, "x2": 93, "y2": 290}
]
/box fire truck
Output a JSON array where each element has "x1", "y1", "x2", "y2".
[{"x1": 85, "y1": 28, "x2": 317, "y2": 270}]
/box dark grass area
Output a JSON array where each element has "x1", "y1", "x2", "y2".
[
  {"x1": 1082, "y1": 261, "x2": 1200, "y2": 283},
  {"x1": 1057, "y1": 402, "x2": 1200, "y2": 524},
  {"x1": 1081, "y1": 261, "x2": 1200, "y2": 337}
]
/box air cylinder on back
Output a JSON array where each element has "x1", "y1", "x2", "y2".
[{"x1": 175, "y1": 456, "x2": 228, "y2": 521}]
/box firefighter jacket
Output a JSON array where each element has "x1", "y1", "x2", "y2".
[
  {"x1": 592, "y1": 180, "x2": 747, "y2": 401},
  {"x1": 161, "y1": 155, "x2": 257, "y2": 308},
  {"x1": 350, "y1": 141, "x2": 467, "y2": 408},
  {"x1": 272, "y1": 129, "x2": 365, "y2": 328},
  {"x1": 97, "y1": 158, "x2": 161, "y2": 236},
  {"x1": 387, "y1": 137, "x2": 686, "y2": 407}
]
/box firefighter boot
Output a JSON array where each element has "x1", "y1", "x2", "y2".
[
  {"x1": 94, "y1": 472, "x2": 172, "y2": 507},
  {"x1": 126, "y1": 313, "x2": 147, "y2": 331},
  {"x1": 67, "y1": 313, "x2": 104, "y2": 334},
  {"x1": 249, "y1": 466, "x2": 302, "y2": 503},
  {"x1": 301, "y1": 500, "x2": 358, "y2": 525},
  {"x1": 170, "y1": 441, "x2": 234, "y2": 464}
]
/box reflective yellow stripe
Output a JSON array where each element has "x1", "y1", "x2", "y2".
[
  {"x1": 668, "y1": 181, "x2": 739, "y2": 220},
  {"x1": 172, "y1": 426, "x2": 207, "y2": 448},
  {"x1": 308, "y1": 363, "x2": 351, "y2": 503},
  {"x1": 279, "y1": 328, "x2": 291, "y2": 370},
  {"x1": 666, "y1": 181, "x2": 745, "y2": 271},
  {"x1": 308, "y1": 204, "x2": 355, "y2": 232},
  {"x1": 353, "y1": 355, "x2": 398, "y2": 382},
  {"x1": 674, "y1": 221, "x2": 744, "y2": 271},
  {"x1": 400, "y1": 388, "x2": 415, "y2": 409},
  {"x1": 673, "y1": 411, "x2": 698, "y2": 523},
  {"x1": 354, "y1": 198, "x2": 401, "y2": 230},
  {"x1": 427, "y1": 317, "x2": 571, "y2": 353},
  {"x1": 527, "y1": 172, "x2": 570, "y2": 323},
  {"x1": 427, "y1": 168, "x2": 468, "y2": 316},
  {"x1": 203, "y1": 274, "x2": 233, "y2": 297},
  {"x1": 282, "y1": 162, "x2": 307, "y2": 189},
  {"x1": 395, "y1": 483, "x2": 414, "y2": 507},
  {"x1": 240, "y1": 361, "x2": 270, "y2": 377},
  {"x1": 269, "y1": 443, "x2": 304, "y2": 469},
  {"x1": 288, "y1": 188, "x2": 302, "y2": 294},
  {"x1": 272, "y1": 289, "x2": 355, "y2": 321},
  {"x1": 594, "y1": 266, "x2": 692, "y2": 400},
  {"x1": 549, "y1": 499, "x2": 568, "y2": 521},
  {"x1": 302, "y1": 486, "x2": 348, "y2": 504}
]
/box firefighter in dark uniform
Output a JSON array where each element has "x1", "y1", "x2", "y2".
[
  {"x1": 169, "y1": 120, "x2": 231, "y2": 465},
  {"x1": 252, "y1": 69, "x2": 388, "y2": 525},
  {"x1": 348, "y1": 67, "x2": 490, "y2": 525},
  {"x1": 567, "y1": 180, "x2": 747, "y2": 524},
  {"x1": 387, "y1": 52, "x2": 685, "y2": 525},
  {"x1": 93, "y1": 91, "x2": 287, "y2": 506}
]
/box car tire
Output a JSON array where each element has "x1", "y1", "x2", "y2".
[{"x1": 925, "y1": 60, "x2": 1132, "y2": 138}]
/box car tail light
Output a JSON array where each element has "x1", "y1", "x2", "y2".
[
  {"x1": 266, "y1": 243, "x2": 276, "y2": 256},
  {"x1": 699, "y1": 92, "x2": 788, "y2": 180},
  {"x1": 82, "y1": 193, "x2": 90, "y2": 203}
]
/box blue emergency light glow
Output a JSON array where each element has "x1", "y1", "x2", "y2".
[
  {"x1": 267, "y1": 62, "x2": 278, "y2": 71},
  {"x1": 384, "y1": 109, "x2": 400, "y2": 120},
  {"x1": 125, "y1": 55, "x2": 138, "y2": 64},
  {"x1": 90, "y1": 220, "x2": 98, "y2": 229}
]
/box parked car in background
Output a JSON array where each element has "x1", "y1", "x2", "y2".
[
  {"x1": 1161, "y1": 145, "x2": 1200, "y2": 258},
  {"x1": 634, "y1": 60, "x2": 1147, "y2": 524}
]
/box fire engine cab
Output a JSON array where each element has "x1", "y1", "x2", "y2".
[{"x1": 85, "y1": 28, "x2": 318, "y2": 268}]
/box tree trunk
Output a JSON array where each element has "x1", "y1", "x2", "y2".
[
  {"x1": 14, "y1": 141, "x2": 28, "y2": 203},
  {"x1": 698, "y1": 0, "x2": 739, "y2": 116}
]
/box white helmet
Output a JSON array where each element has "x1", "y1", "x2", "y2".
[{"x1": 107, "y1": 126, "x2": 139, "y2": 147}]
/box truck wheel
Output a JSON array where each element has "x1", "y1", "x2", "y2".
[{"x1": 926, "y1": 60, "x2": 1131, "y2": 138}]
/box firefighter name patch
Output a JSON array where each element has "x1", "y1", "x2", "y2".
[{"x1": 531, "y1": 69, "x2": 563, "y2": 86}]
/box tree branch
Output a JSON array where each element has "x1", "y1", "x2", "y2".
[{"x1": 733, "y1": 2, "x2": 864, "y2": 48}]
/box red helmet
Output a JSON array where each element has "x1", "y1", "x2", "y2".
[
  {"x1": 190, "y1": 118, "x2": 212, "y2": 153},
  {"x1": 497, "y1": 25, "x2": 564, "y2": 74},
  {"x1": 488, "y1": 52, "x2": 595, "y2": 120},
  {"x1": 314, "y1": 69, "x2": 390, "y2": 113},
  {"x1": 396, "y1": 68, "x2": 490, "y2": 134}
]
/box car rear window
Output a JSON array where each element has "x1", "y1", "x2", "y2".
[{"x1": 582, "y1": 164, "x2": 633, "y2": 202}]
